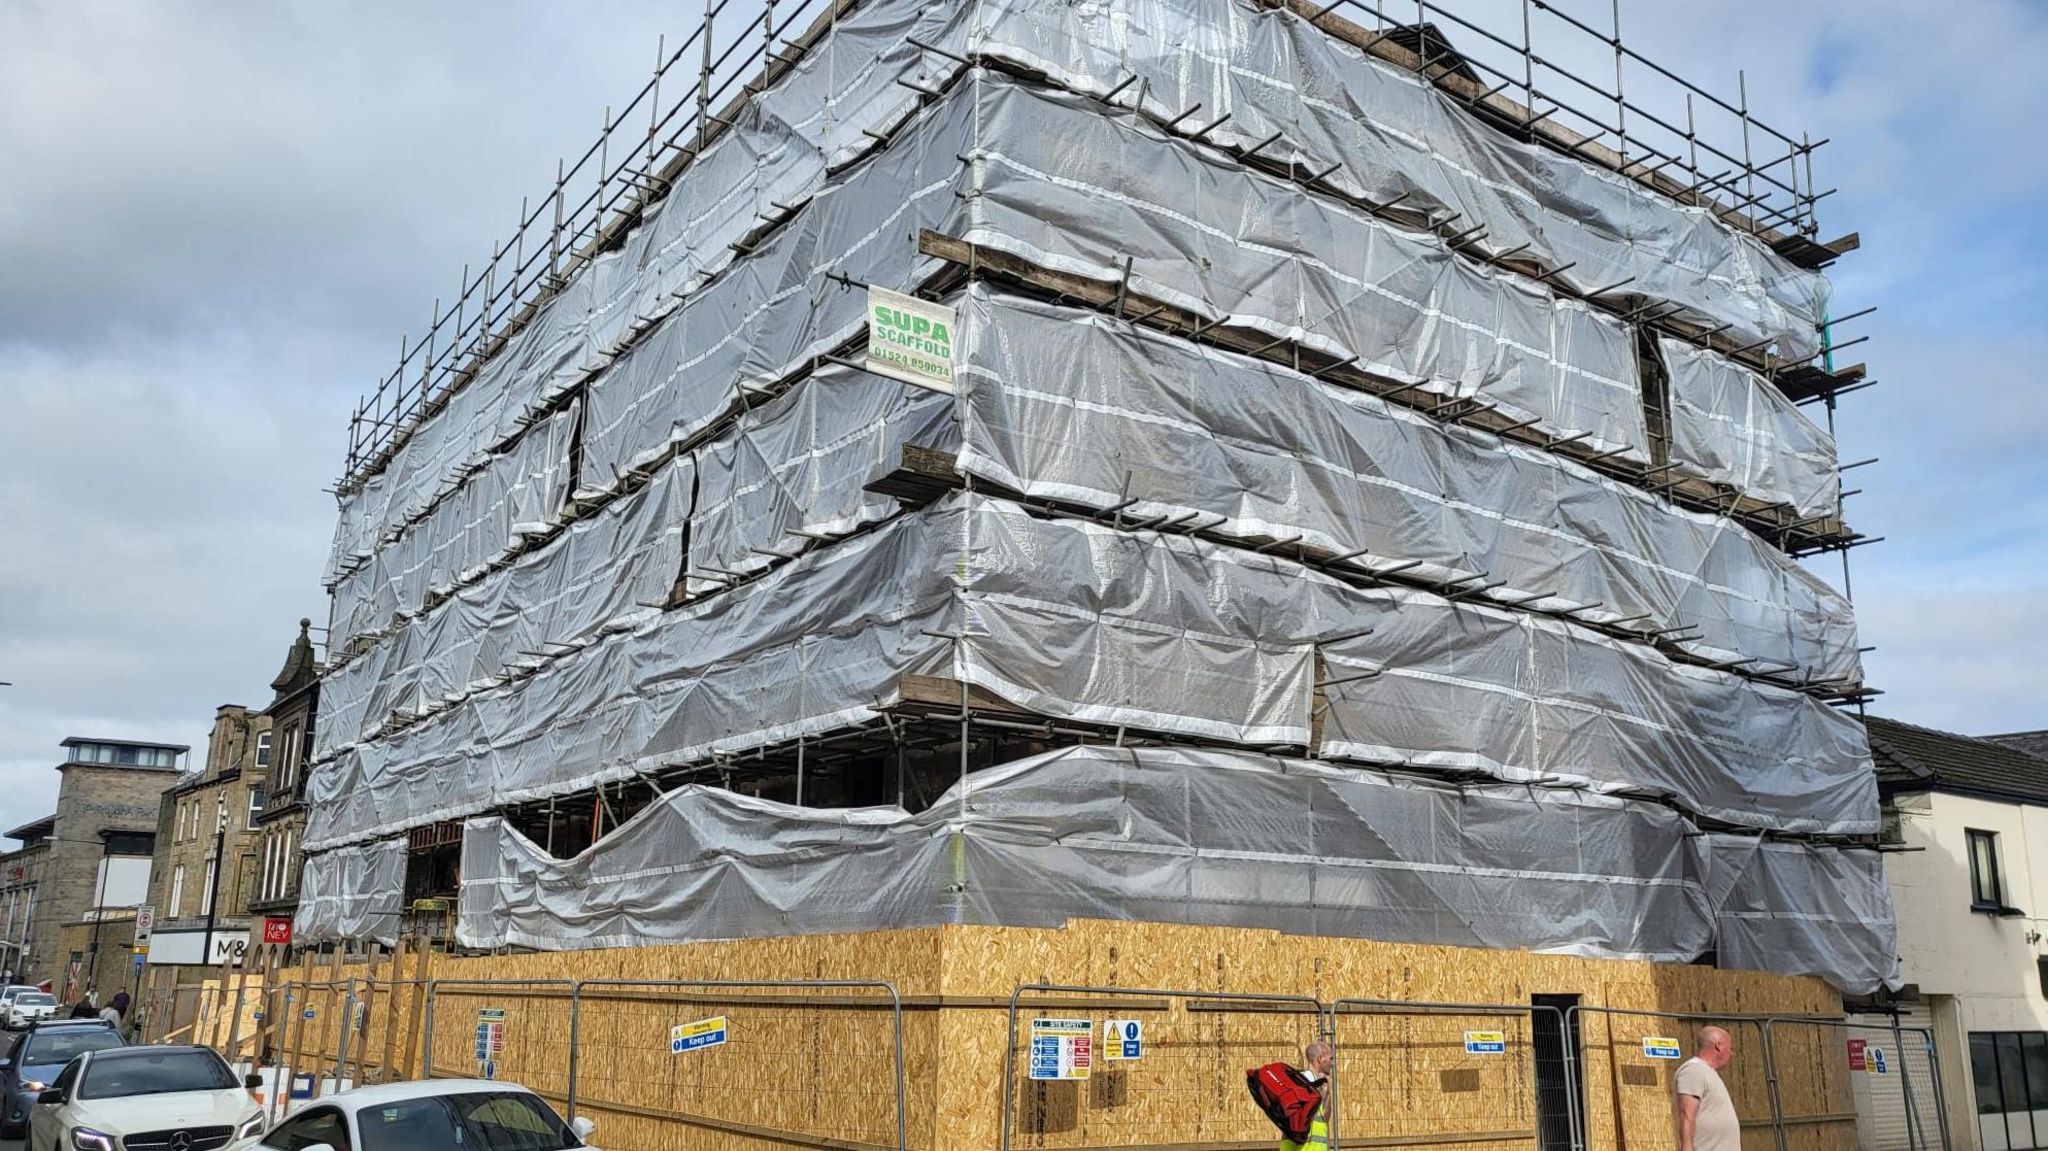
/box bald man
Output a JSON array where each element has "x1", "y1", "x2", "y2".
[
  {"x1": 1280, "y1": 1041, "x2": 1334, "y2": 1151},
  {"x1": 1675, "y1": 1026, "x2": 1739, "y2": 1151}
]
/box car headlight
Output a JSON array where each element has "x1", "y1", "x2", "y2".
[
  {"x1": 70, "y1": 1129, "x2": 116, "y2": 1151},
  {"x1": 237, "y1": 1112, "x2": 266, "y2": 1140}
]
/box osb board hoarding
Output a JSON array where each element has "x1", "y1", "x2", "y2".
[{"x1": 267, "y1": 922, "x2": 1840, "y2": 1151}]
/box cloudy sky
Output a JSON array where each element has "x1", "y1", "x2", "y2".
[{"x1": 0, "y1": 0, "x2": 2043, "y2": 834}]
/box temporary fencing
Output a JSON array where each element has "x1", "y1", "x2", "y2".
[
  {"x1": 1000, "y1": 983, "x2": 1326, "y2": 1149},
  {"x1": 420, "y1": 979, "x2": 577, "y2": 1103},
  {"x1": 1763, "y1": 1016, "x2": 1950, "y2": 1151},
  {"x1": 1330, "y1": 999, "x2": 1565, "y2": 1151},
  {"x1": 209, "y1": 965, "x2": 1953, "y2": 1151},
  {"x1": 413, "y1": 978, "x2": 908, "y2": 1150}
]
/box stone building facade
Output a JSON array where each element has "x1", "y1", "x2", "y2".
[
  {"x1": 3, "y1": 738, "x2": 184, "y2": 997},
  {"x1": 141, "y1": 704, "x2": 272, "y2": 973},
  {"x1": 250, "y1": 620, "x2": 320, "y2": 922}
]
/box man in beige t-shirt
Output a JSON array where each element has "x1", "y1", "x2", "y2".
[{"x1": 1675, "y1": 1026, "x2": 1741, "y2": 1151}]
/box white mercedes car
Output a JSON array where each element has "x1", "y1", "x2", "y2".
[
  {"x1": 26, "y1": 1044, "x2": 266, "y2": 1151},
  {"x1": 251, "y1": 1080, "x2": 596, "y2": 1151},
  {"x1": 4, "y1": 993, "x2": 59, "y2": 1031}
]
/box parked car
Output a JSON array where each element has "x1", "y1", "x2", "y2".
[
  {"x1": 0, "y1": 1019, "x2": 123, "y2": 1137},
  {"x1": 4, "y1": 992, "x2": 59, "y2": 1030},
  {"x1": 252, "y1": 1080, "x2": 596, "y2": 1151},
  {"x1": 26, "y1": 1044, "x2": 266, "y2": 1151},
  {"x1": 0, "y1": 986, "x2": 41, "y2": 1012}
]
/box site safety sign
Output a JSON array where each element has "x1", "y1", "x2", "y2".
[
  {"x1": 1642, "y1": 1036, "x2": 1682, "y2": 1059},
  {"x1": 1463, "y1": 1030, "x2": 1506, "y2": 1055},
  {"x1": 1029, "y1": 1018, "x2": 1093, "y2": 1080},
  {"x1": 1103, "y1": 1019, "x2": 1143, "y2": 1061},
  {"x1": 671, "y1": 1016, "x2": 729, "y2": 1054}
]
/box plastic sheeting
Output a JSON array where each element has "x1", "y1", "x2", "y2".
[
  {"x1": 316, "y1": 365, "x2": 945, "y2": 761},
  {"x1": 307, "y1": 494, "x2": 1873, "y2": 850},
  {"x1": 319, "y1": 0, "x2": 969, "y2": 583},
  {"x1": 331, "y1": 0, "x2": 1826, "y2": 565},
  {"x1": 575, "y1": 89, "x2": 971, "y2": 497},
  {"x1": 316, "y1": 455, "x2": 691, "y2": 763},
  {"x1": 957, "y1": 286, "x2": 1857, "y2": 684},
  {"x1": 295, "y1": 836, "x2": 406, "y2": 947},
  {"x1": 951, "y1": 497, "x2": 1876, "y2": 834},
  {"x1": 328, "y1": 403, "x2": 577, "y2": 649},
  {"x1": 304, "y1": 498, "x2": 962, "y2": 849},
  {"x1": 330, "y1": 0, "x2": 1826, "y2": 582},
  {"x1": 578, "y1": 73, "x2": 1649, "y2": 501},
  {"x1": 971, "y1": 81, "x2": 1647, "y2": 461},
  {"x1": 1706, "y1": 834, "x2": 1900, "y2": 993},
  {"x1": 688, "y1": 364, "x2": 953, "y2": 594},
  {"x1": 451, "y1": 745, "x2": 1896, "y2": 993},
  {"x1": 975, "y1": 0, "x2": 1829, "y2": 360},
  {"x1": 1660, "y1": 336, "x2": 1841, "y2": 519}
]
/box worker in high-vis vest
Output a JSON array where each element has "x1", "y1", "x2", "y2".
[{"x1": 1282, "y1": 1040, "x2": 1335, "y2": 1151}]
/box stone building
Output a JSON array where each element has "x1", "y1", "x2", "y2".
[
  {"x1": 141, "y1": 704, "x2": 273, "y2": 972},
  {"x1": 0, "y1": 737, "x2": 185, "y2": 998},
  {"x1": 250, "y1": 620, "x2": 320, "y2": 924}
]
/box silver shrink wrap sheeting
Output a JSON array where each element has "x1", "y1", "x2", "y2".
[
  {"x1": 1706, "y1": 835, "x2": 1900, "y2": 994},
  {"x1": 304, "y1": 502, "x2": 961, "y2": 850},
  {"x1": 312, "y1": 495, "x2": 1872, "y2": 849},
  {"x1": 459, "y1": 745, "x2": 1713, "y2": 961},
  {"x1": 454, "y1": 745, "x2": 1898, "y2": 992},
  {"x1": 574, "y1": 86, "x2": 977, "y2": 495},
  {"x1": 579, "y1": 74, "x2": 1649, "y2": 494},
  {"x1": 324, "y1": 1, "x2": 966, "y2": 579},
  {"x1": 295, "y1": 837, "x2": 406, "y2": 947},
  {"x1": 1660, "y1": 336, "x2": 1842, "y2": 519},
  {"x1": 315, "y1": 455, "x2": 693, "y2": 761},
  {"x1": 689, "y1": 364, "x2": 954, "y2": 593},
  {"x1": 957, "y1": 286, "x2": 1858, "y2": 684},
  {"x1": 330, "y1": 0, "x2": 1827, "y2": 597},
  {"x1": 328, "y1": 403, "x2": 576, "y2": 652},
  {"x1": 952, "y1": 497, "x2": 1876, "y2": 834},
  {"x1": 976, "y1": 0, "x2": 1830, "y2": 359},
  {"x1": 317, "y1": 366, "x2": 951, "y2": 761},
  {"x1": 967, "y1": 79, "x2": 1649, "y2": 461}
]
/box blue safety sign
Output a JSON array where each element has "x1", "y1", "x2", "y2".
[
  {"x1": 1870, "y1": 1047, "x2": 1889, "y2": 1075},
  {"x1": 1103, "y1": 1019, "x2": 1143, "y2": 1061},
  {"x1": 1464, "y1": 1030, "x2": 1506, "y2": 1055},
  {"x1": 1641, "y1": 1036, "x2": 1682, "y2": 1060},
  {"x1": 671, "y1": 1016, "x2": 728, "y2": 1054}
]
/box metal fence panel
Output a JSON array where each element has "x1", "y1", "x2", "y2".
[
  {"x1": 1332, "y1": 1000, "x2": 1567, "y2": 1151},
  {"x1": 1765, "y1": 1017, "x2": 1948, "y2": 1151},
  {"x1": 1000, "y1": 984, "x2": 1326, "y2": 1150},
  {"x1": 421, "y1": 979, "x2": 576, "y2": 1104},
  {"x1": 1571, "y1": 1007, "x2": 1775, "y2": 1151},
  {"x1": 571, "y1": 980, "x2": 906, "y2": 1151}
]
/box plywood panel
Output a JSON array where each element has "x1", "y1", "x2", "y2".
[{"x1": 264, "y1": 921, "x2": 1838, "y2": 1151}]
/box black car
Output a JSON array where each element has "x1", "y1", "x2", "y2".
[{"x1": 0, "y1": 1019, "x2": 124, "y2": 1137}]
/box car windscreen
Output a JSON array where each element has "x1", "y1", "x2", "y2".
[
  {"x1": 18, "y1": 1030, "x2": 122, "y2": 1068},
  {"x1": 357, "y1": 1093, "x2": 579, "y2": 1151},
  {"x1": 79, "y1": 1049, "x2": 237, "y2": 1099},
  {"x1": 15, "y1": 995, "x2": 54, "y2": 1007}
]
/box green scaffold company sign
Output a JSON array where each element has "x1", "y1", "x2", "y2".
[{"x1": 865, "y1": 285, "x2": 956, "y2": 393}]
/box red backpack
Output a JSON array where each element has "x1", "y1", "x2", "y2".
[{"x1": 1246, "y1": 1062, "x2": 1322, "y2": 1141}]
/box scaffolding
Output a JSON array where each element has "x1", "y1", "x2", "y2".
[
  {"x1": 334, "y1": 0, "x2": 1861, "y2": 489},
  {"x1": 305, "y1": 0, "x2": 1892, "y2": 997}
]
